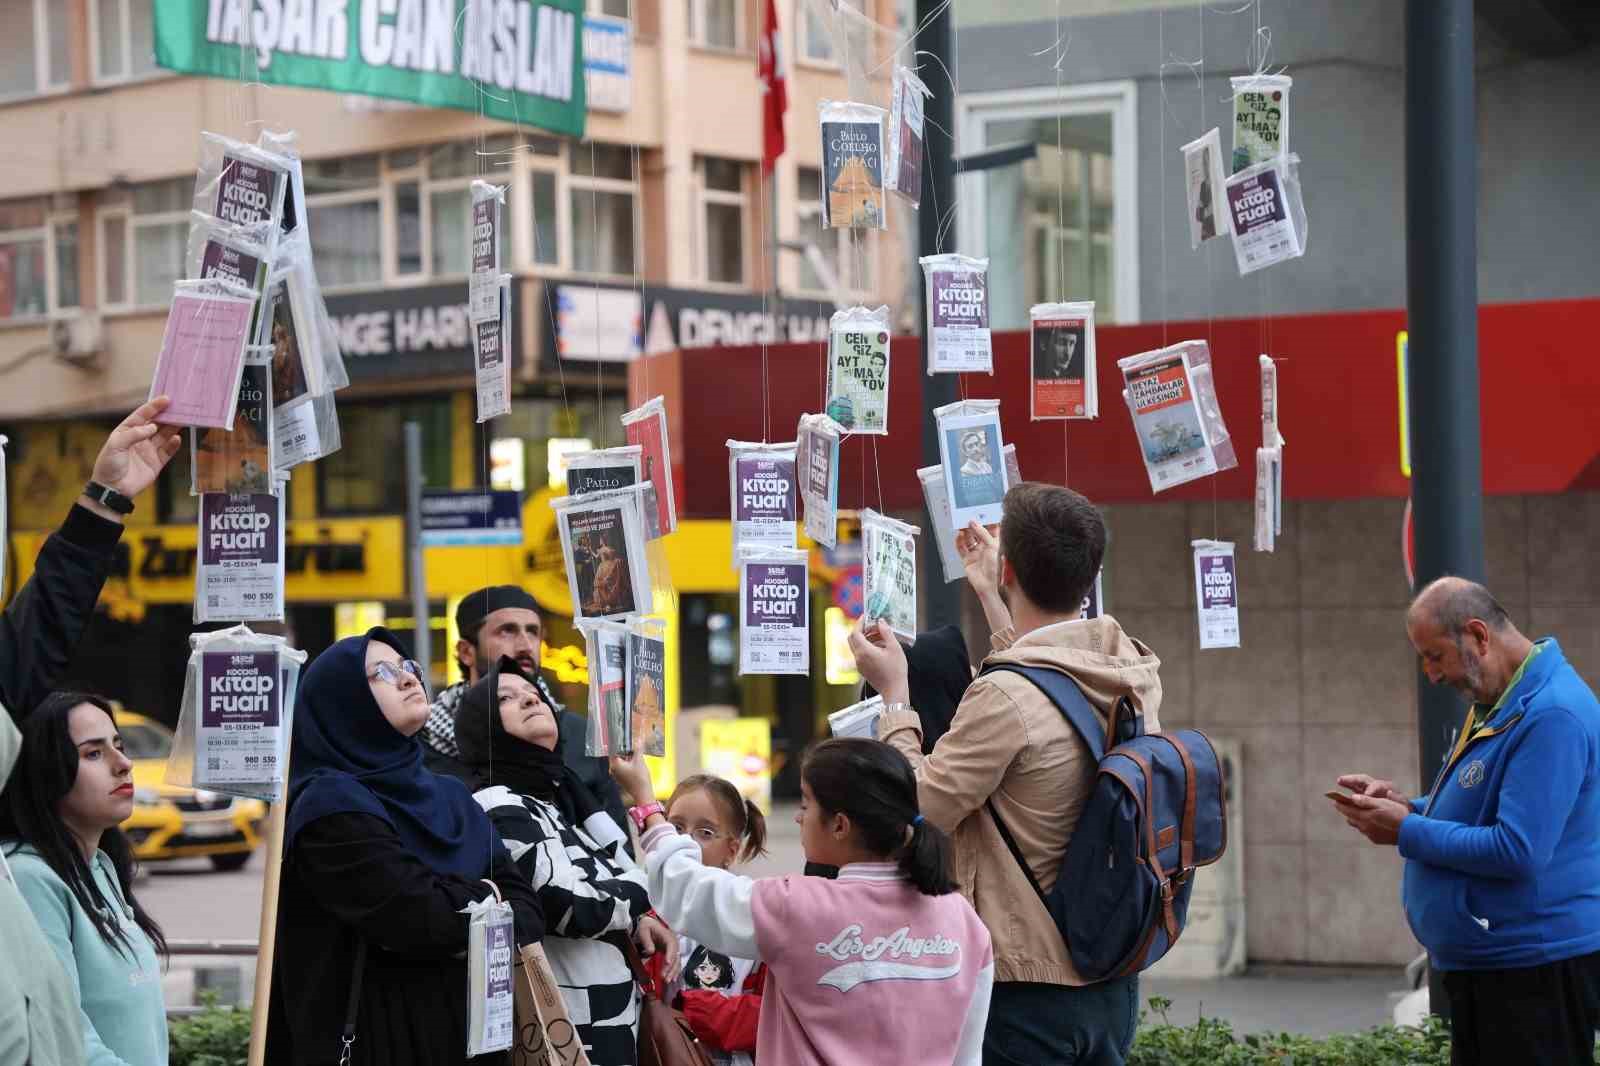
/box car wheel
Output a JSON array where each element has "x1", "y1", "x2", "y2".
[{"x1": 210, "y1": 852, "x2": 252, "y2": 872}]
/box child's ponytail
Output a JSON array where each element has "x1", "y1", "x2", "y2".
[
  {"x1": 739, "y1": 796, "x2": 769, "y2": 864},
  {"x1": 898, "y1": 815, "x2": 958, "y2": 896}
]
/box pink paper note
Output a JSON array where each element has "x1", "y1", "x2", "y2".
[{"x1": 150, "y1": 291, "x2": 256, "y2": 429}]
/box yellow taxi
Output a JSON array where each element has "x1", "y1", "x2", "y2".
[{"x1": 115, "y1": 709, "x2": 268, "y2": 871}]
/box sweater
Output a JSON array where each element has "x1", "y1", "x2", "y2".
[
  {"x1": 641, "y1": 824, "x2": 994, "y2": 1066},
  {"x1": 880, "y1": 615, "x2": 1163, "y2": 986},
  {"x1": 1399, "y1": 638, "x2": 1600, "y2": 971},
  {"x1": 6, "y1": 846, "x2": 167, "y2": 1066}
]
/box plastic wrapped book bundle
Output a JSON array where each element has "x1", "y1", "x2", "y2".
[
  {"x1": 1118, "y1": 341, "x2": 1239, "y2": 493},
  {"x1": 885, "y1": 65, "x2": 932, "y2": 208},
  {"x1": 921, "y1": 255, "x2": 993, "y2": 375},
  {"x1": 194, "y1": 476, "x2": 288, "y2": 625},
  {"x1": 469, "y1": 181, "x2": 507, "y2": 324},
  {"x1": 738, "y1": 547, "x2": 811, "y2": 676},
  {"x1": 186, "y1": 214, "x2": 273, "y2": 341},
  {"x1": 148, "y1": 279, "x2": 259, "y2": 430},
  {"x1": 474, "y1": 274, "x2": 513, "y2": 422},
  {"x1": 553, "y1": 486, "x2": 656, "y2": 623},
  {"x1": 727, "y1": 440, "x2": 798, "y2": 565},
  {"x1": 1029, "y1": 302, "x2": 1098, "y2": 420},
  {"x1": 1225, "y1": 154, "x2": 1308, "y2": 276},
  {"x1": 578, "y1": 619, "x2": 632, "y2": 757},
  {"x1": 191, "y1": 345, "x2": 275, "y2": 496},
  {"x1": 933, "y1": 398, "x2": 1010, "y2": 530},
  {"x1": 917, "y1": 464, "x2": 965, "y2": 585},
  {"x1": 165, "y1": 626, "x2": 307, "y2": 803},
  {"x1": 621, "y1": 395, "x2": 679, "y2": 537},
  {"x1": 1181, "y1": 128, "x2": 1231, "y2": 248},
  {"x1": 861, "y1": 509, "x2": 920, "y2": 642},
  {"x1": 818, "y1": 100, "x2": 888, "y2": 230},
  {"x1": 192, "y1": 133, "x2": 293, "y2": 253},
  {"x1": 825, "y1": 305, "x2": 892, "y2": 434},
  {"x1": 1230, "y1": 74, "x2": 1292, "y2": 173},
  {"x1": 796, "y1": 413, "x2": 845, "y2": 549}
]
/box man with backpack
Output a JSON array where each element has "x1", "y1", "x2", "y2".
[{"x1": 851, "y1": 483, "x2": 1165, "y2": 1065}]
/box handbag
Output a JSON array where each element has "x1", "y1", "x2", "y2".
[
  {"x1": 623, "y1": 937, "x2": 715, "y2": 1066},
  {"x1": 511, "y1": 942, "x2": 593, "y2": 1066}
]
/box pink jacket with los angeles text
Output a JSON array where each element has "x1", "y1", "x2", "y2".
[{"x1": 640, "y1": 824, "x2": 994, "y2": 1066}]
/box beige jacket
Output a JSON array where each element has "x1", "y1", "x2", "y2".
[{"x1": 880, "y1": 615, "x2": 1163, "y2": 986}]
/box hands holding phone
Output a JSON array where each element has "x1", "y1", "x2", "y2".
[{"x1": 1327, "y1": 774, "x2": 1412, "y2": 846}]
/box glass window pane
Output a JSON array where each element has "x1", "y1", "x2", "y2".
[
  {"x1": 428, "y1": 137, "x2": 517, "y2": 180},
  {"x1": 0, "y1": 199, "x2": 47, "y2": 231},
  {"x1": 572, "y1": 143, "x2": 634, "y2": 181},
  {"x1": 102, "y1": 215, "x2": 126, "y2": 304},
  {"x1": 133, "y1": 220, "x2": 186, "y2": 306},
  {"x1": 531, "y1": 171, "x2": 558, "y2": 265},
  {"x1": 428, "y1": 186, "x2": 469, "y2": 276},
  {"x1": 133, "y1": 179, "x2": 188, "y2": 216},
  {"x1": 321, "y1": 401, "x2": 451, "y2": 515},
  {"x1": 97, "y1": 0, "x2": 125, "y2": 79},
  {"x1": 55, "y1": 221, "x2": 79, "y2": 308},
  {"x1": 702, "y1": 157, "x2": 742, "y2": 193},
  {"x1": 597, "y1": 0, "x2": 629, "y2": 16},
  {"x1": 705, "y1": 202, "x2": 743, "y2": 284},
  {"x1": 304, "y1": 154, "x2": 381, "y2": 193},
  {"x1": 804, "y1": 8, "x2": 835, "y2": 61},
  {"x1": 309, "y1": 200, "x2": 383, "y2": 287},
  {"x1": 130, "y1": 0, "x2": 157, "y2": 76},
  {"x1": 526, "y1": 136, "x2": 562, "y2": 158},
  {"x1": 396, "y1": 181, "x2": 422, "y2": 275},
  {"x1": 0, "y1": 238, "x2": 47, "y2": 318},
  {"x1": 0, "y1": 4, "x2": 38, "y2": 96},
  {"x1": 700, "y1": 0, "x2": 738, "y2": 49},
  {"x1": 570, "y1": 189, "x2": 634, "y2": 275},
  {"x1": 46, "y1": 3, "x2": 68, "y2": 87},
  {"x1": 796, "y1": 208, "x2": 825, "y2": 292}
]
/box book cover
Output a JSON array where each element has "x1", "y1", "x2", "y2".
[
  {"x1": 566, "y1": 506, "x2": 639, "y2": 619},
  {"x1": 150, "y1": 291, "x2": 256, "y2": 429},
  {"x1": 194, "y1": 361, "x2": 271, "y2": 494},
  {"x1": 825, "y1": 326, "x2": 890, "y2": 434},
  {"x1": 1032, "y1": 315, "x2": 1090, "y2": 418},
  {"x1": 821, "y1": 119, "x2": 885, "y2": 229},
  {"x1": 627, "y1": 631, "x2": 666, "y2": 758}
]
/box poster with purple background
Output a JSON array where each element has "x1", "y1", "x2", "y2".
[
  {"x1": 732, "y1": 453, "x2": 796, "y2": 561},
  {"x1": 196, "y1": 650, "x2": 281, "y2": 786},
  {"x1": 740, "y1": 560, "x2": 809, "y2": 675},
  {"x1": 1193, "y1": 541, "x2": 1240, "y2": 649},
  {"x1": 197, "y1": 492, "x2": 283, "y2": 622}
]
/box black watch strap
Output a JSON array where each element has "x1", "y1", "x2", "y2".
[{"x1": 83, "y1": 480, "x2": 135, "y2": 515}]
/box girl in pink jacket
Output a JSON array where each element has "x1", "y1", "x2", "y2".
[{"x1": 611, "y1": 738, "x2": 993, "y2": 1065}]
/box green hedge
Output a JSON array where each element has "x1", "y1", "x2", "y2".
[
  {"x1": 168, "y1": 994, "x2": 250, "y2": 1066},
  {"x1": 1129, "y1": 997, "x2": 1453, "y2": 1066}
]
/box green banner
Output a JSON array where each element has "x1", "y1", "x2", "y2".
[{"x1": 155, "y1": 0, "x2": 586, "y2": 138}]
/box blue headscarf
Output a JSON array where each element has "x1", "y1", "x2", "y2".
[{"x1": 284, "y1": 627, "x2": 497, "y2": 879}]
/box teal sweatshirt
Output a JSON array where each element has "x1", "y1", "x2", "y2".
[{"x1": 6, "y1": 846, "x2": 168, "y2": 1066}]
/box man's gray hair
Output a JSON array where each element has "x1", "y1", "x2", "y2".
[{"x1": 1411, "y1": 576, "x2": 1512, "y2": 636}]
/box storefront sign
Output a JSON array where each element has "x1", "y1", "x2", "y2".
[
  {"x1": 327, "y1": 283, "x2": 523, "y2": 384},
  {"x1": 154, "y1": 1, "x2": 587, "y2": 138},
  {"x1": 421, "y1": 489, "x2": 523, "y2": 546},
  {"x1": 584, "y1": 14, "x2": 630, "y2": 113},
  {"x1": 545, "y1": 283, "x2": 834, "y2": 367}
]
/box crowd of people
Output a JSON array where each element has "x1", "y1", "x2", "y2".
[{"x1": 4, "y1": 399, "x2": 1600, "y2": 1066}]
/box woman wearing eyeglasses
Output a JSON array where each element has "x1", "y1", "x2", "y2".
[
  {"x1": 264, "y1": 628, "x2": 544, "y2": 1066},
  {"x1": 453, "y1": 656, "x2": 679, "y2": 1066}
]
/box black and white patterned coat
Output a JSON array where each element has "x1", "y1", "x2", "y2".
[{"x1": 472, "y1": 785, "x2": 650, "y2": 1066}]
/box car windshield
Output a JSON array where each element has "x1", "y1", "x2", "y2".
[{"x1": 119, "y1": 723, "x2": 173, "y2": 760}]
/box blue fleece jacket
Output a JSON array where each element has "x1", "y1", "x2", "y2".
[{"x1": 1399, "y1": 639, "x2": 1600, "y2": 971}]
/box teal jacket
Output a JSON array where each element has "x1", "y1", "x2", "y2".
[{"x1": 6, "y1": 846, "x2": 168, "y2": 1066}]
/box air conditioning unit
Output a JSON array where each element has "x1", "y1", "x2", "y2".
[{"x1": 52, "y1": 312, "x2": 105, "y2": 369}]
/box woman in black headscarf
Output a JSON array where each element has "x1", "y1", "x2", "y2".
[
  {"x1": 455, "y1": 656, "x2": 678, "y2": 1066},
  {"x1": 265, "y1": 628, "x2": 543, "y2": 1066}
]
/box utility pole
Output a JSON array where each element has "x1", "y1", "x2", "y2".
[
  {"x1": 404, "y1": 421, "x2": 432, "y2": 676},
  {"x1": 1405, "y1": 0, "x2": 1484, "y2": 1016},
  {"x1": 917, "y1": 0, "x2": 961, "y2": 629}
]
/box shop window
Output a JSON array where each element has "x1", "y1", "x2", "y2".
[{"x1": 318, "y1": 400, "x2": 452, "y2": 516}]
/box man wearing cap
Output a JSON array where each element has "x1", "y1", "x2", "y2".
[{"x1": 422, "y1": 585, "x2": 629, "y2": 840}]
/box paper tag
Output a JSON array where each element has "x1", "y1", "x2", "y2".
[
  {"x1": 1193, "y1": 540, "x2": 1241, "y2": 649},
  {"x1": 467, "y1": 900, "x2": 515, "y2": 1054},
  {"x1": 273, "y1": 397, "x2": 322, "y2": 470}
]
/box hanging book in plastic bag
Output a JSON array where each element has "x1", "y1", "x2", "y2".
[
  {"x1": 1004, "y1": 443, "x2": 1022, "y2": 488},
  {"x1": 1118, "y1": 340, "x2": 1238, "y2": 493},
  {"x1": 191, "y1": 345, "x2": 275, "y2": 496},
  {"x1": 274, "y1": 385, "x2": 341, "y2": 472},
  {"x1": 578, "y1": 619, "x2": 631, "y2": 756},
  {"x1": 921, "y1": 255, "x2": 993, "y2": 375},
  {"x1": 470, "y1": 181, "x2": 506, "y2": 324},
  {"x1": 1255, "y1": 354, "x2": 1285, "y2": 553},
  {"x1": 862, "y1": 509, "x2": 919, "y2": 642},
  {"x1": 554, "y1": 487, "x2": 652, "y2": 623},
  {"x1": 1181, "y1": 128, "x2": 1231, "y2": 248},
  {"x1": 195, "y1": 479, "x2": 287, "y2": 623},
  {"x1": 825, "y1": 305, "x2": 891, "y2": 434},
  {"x1": 885, "y1": 66, "x2": 932, "y2": 208},
  {"x1": 818, "y1": 101, "x2": 887, "y2": 230},
  {"x1": 186, "y1": 213, "x2": 272, "y2": 342},
  {"x1": 465, "y1": 895, "x2": 516, "y2": 1055},
  {"x1": 1193, "y1": 539, "x2": 1241, "y2": 649},
  {"x1": 193, "y1": 133, "x2": 293, "y2": 250},
  {"x1": 166, "y1": 626, "x2": 307, "y2": 803},
  {"x1": 621, "y1": 395, "x2": 678, "y2": 537},
  {"x1": 796, "y1": 413, "x2": 844, "y2": 549},
  {"x1": 917, "y1": 465, "x2": 965, "y2": 585},
  {"x1": 475, "y1": 274, "x2": 513, "y2": 422},
  {"x1": 1231, "y1": 74, "x2": 1291, "y2": 173},
  {"x1": 727, "y1": 440, "x2": 797, "y2": 566},
  {"x1": 1030, "y1": 302, "x2": 1098, "y2": 420},
  {"x1": 1225, "y1": 154, "x2": 1307, "y2": 276},
  {"x1": 739, "y1": 547, "x2": 810, "y2": 676},
  {"x1": 934, "y1": 399, "x2": 1010, "y2": 529},
  {"x1": 149, "y1": 280, "x2": 258, "y2": 430},
  {"x1": 626, "y1": 617, "x2": 667, "y2": 758},
  {"x1": 829, "y1": 694, "x2": 883, "y2": 739}
]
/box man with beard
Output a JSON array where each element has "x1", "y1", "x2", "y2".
[
  {"x1": 420, "y1": 585, "x2": 629, "y2": 841},
  {"x1": 1334, "y1": 577, "x2": 1600, "y2": 1066}
]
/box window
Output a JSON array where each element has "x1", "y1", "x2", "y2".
[
  {"x1": 305, "y1": 155, "x2": 383, "y2": 290},
  {"x1": 0, "y1": 0, "x2": 70, "y2": 99},
  {"x1": 569, "y1": 145, "x2": 638, "y2": 277},
  {"x1": 1, "y1": 200, "x2": 81, "y2": 321},
  {"x1": 588, "y1": 0, "x2": 630, "y2": 15},
  {"x1": 92, "y1": 0, "x2": 160, "y2": 83},
  {"x1": 959, "y1": 82, "x2": 1139, "y2": 325},
  {"x1": 417, "y1": 138, "x2": 515, "y2": 279},
  {"x1": 690, "y1": 0, "x2": 741, "y2": 50},
  {"x1": 794, "y1": 167, "x2": 871, "y2": 296},
  {"x1": 99, "y1": 179, "x2": 190, "y2": 310},
  {"x1": 800, "y1": 2, "x2": 839, "y2": 65},
  {"x1": 698, "y1": 157, "x2": 746, "y2": 285},
  {"x1": 320, "y1": 400, "x2": 452, "y2": 516}
]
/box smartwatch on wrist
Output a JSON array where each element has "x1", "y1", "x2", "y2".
[
  {"x1": 82, "y1": 480, "x2": 135, "y2": 516},
  {"x1": 628, "y1": 801, "x2": 666, "y2": 832}
]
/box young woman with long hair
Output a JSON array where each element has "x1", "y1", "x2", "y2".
[
  {"x1": 0, "y1": 692, "x2": 169, "y2": 1066},
  {"x1": 612, "y1": 737, "x2": 995, "y2": 1066}
]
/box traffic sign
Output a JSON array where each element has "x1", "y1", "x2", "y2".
[{"x1": 420, "y1": 490, "x2": 523, "y2": 547}]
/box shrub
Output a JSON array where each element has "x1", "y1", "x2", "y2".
[
  {"x1": 1128, "y1": 996, "x2": 1455, "y2": 1066},
  {"x1": 168, "y1": 993, "x2": 251, "y2": 1066}
]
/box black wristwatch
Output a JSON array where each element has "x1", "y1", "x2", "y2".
[{"x1": 83, "y1": 480, "x2": 135, "y2": 516}]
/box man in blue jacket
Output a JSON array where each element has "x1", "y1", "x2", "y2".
[{"x1": 1336, "y1": 576, "x2": 1600, "y2": 1065}]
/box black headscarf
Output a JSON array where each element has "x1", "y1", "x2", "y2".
[
  {"x1": 863, "y1": 624, "x2": 974, "y2": 753},
  {"x1": 455, "y1": 656, "x2": 604, "y2": 828},
  {"x1": 285, "y1": 627, "x2": 498, "y2": 879}
]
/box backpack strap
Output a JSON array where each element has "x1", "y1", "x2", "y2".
[{"x1": 980, "y1": 664, "x2": 1119, "y2": 759}]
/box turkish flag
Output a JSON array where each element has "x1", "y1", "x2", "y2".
[{"x1": 759, "y1": 0, "x2": 787, "y2": 175}]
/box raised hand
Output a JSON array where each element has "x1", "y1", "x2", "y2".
[{"x1": 90, "y1": 396, "x2": 184, "y2": 504}]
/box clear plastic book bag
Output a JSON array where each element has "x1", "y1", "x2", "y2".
[
  {"x1": 727, "y1": 440, "x2": 798, "y2": 566},
  {"x1": 577, "y1": 618, "x2": 632, "y2": 756},
  {"x1": 825, "y1": 305, "x2": 892, "y2": 435},
  {"x1": 193, "y1": 133, "x2": 292, "y2": 258},
  {"x1": 190, "y1": 344, "x2": 276, "y2": 496},
  {"x1": 861, "y1": 508, "x2": 920, "y2": 642},
  {"x1": 165, "y1": 626, "x2": 307, "y2": 803},
  {"x1": 1117, "y1": 340, "x2": 1238, "y2": 493},
  {"x1": 817, "y1": 100, "x2": 888, "y2": 231},
  {"x1": 1224, "y1": 154, "x2": 1308, "y2": 276},
  {"x1": 885, "y1": 66, "x2": 933, "y2": 209},
  {"x1": 921, "y1": 254, "x2": 993, "y2": 375}
]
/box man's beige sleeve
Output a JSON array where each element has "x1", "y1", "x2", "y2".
[{"x1": 879, "y1": 679, "x2": 1028, "y2": 835}]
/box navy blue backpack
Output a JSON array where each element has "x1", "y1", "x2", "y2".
[{"x1": 982, "y1": 665, "x2": 1227, "y2": 980}]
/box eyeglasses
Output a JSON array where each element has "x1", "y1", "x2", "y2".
[
  {"x1": 670, "y1": 823, "x2": 729, "y2": 844},
  {"x1": 367, "y1": 659, "x2": 427, "y2": 691}
]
